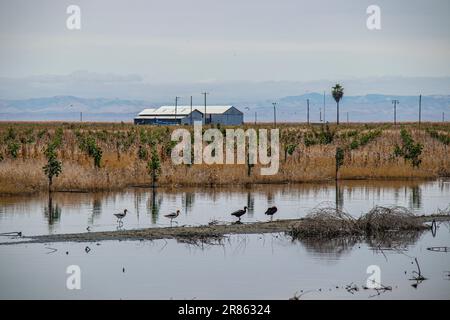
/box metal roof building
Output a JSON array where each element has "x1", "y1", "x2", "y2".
[{"x1": 134, "y1": 105, "x2": 243, "y2": 125}]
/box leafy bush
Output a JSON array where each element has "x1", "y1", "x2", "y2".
[
  {"x1": 79, "y1": 135, "x2": 102, "y2": 168},
  {"x1": 427, "y1": 128, "x2": 450, "y2": 145},
  {"x1": 394, "y1": 129, "x2": 423, "y2": 167},
  {"x1": 349, "y1": 129, "x2": 382, "y2": 150},
  {"x1": 304, "y1": 124, "x2": 335, "y2": 146},
  {"x1": 138, "y1": 145, "x2": 148, "y2": 160},
  {"x1": 7, "y1": 142, "x2": 20, "y2": 158}
]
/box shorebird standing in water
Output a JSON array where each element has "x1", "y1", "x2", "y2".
[
  {"x1": 231, "y1": 206, "x2": 247, "y2": 222},
  {"x1": 164, "y1": 210, "x2": 180, "y2": 226},
  {"x1": 114, "y1": 209, "x2": 128, "y2": 223},
  {"x1": 264, "y1": 206, "x2": 278, "y2": 220}
]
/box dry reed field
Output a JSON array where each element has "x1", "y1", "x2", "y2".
[{"x1": 0, "y1": 121, "x2": 449, "y2": 195}]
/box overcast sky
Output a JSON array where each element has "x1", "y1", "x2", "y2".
[{"x1": 1, "y1": 0, "x2": 450, "y2": 98}]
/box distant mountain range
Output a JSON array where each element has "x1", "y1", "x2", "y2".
[{"x1": 0, "y1": 94, "x2": 449, "y2": 122}]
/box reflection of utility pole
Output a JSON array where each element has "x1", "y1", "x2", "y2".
[
  {"x1": 392, "y1": 100, "x2": 399, "y2": 125},
  {"x1": 272, "y1": 102, "x2": 277, "y2": 127},
  {"x1": 175, "y1": 96, "x2": 180, "y2": 124},
  {"x1": 201, "y1": 92, "x2": 209, "y2": 125},
  {"x1": 306, "y1": 99, "x2": 310, "y2": 125}
]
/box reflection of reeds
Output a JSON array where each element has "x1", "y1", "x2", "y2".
[{"x1": 1, "y1": 123, "x2": 449, "y2": 194}]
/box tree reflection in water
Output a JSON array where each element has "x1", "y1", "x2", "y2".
[{"x1": 44, "y1": 195, "x2": 61, "y2": 232}]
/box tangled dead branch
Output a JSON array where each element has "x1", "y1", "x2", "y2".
[
  {"x1": 358, "y1": 206, "x2": 425, "y2": 233},
  {"x1": 290, "y1": 205, "x2": 428, "y2": 240},
  {"x1": 290, "y1": 203, "x2": 360, "y2": 239}
]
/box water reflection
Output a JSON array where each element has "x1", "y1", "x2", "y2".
[
  {"x1": 246, "y1": 191, "x2": 255, "y2": 216},
  {"x1": 1, "y1": 179, "x2": 449, "y2": 236},
  {"x1": 301, "y1": 236, "x2": 358, "y2": 259},
  {"x1": 182, "y1": 191, "x2": 195, "y2": 215},
  {"x1": 409, "y1": 185, "x2": 422, "y2": 210},
  {"x1": 298, "y1": 231, "x2": 424, "y2": 259},
  {"x1": 43, "y1": 195, "x2": 61, "y2": 232},
  {"x1": 147, "y1": 189, "x2": 162, "y2": 224},
  {"x1": 89, "y1": 197, "x2": 102, "y2": 225},
  {"x1": 335, "y1": 181, "x2": 344, "y2": 212}
]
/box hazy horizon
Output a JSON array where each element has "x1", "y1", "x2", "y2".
[{"x1": 1, "y1": 0, "x2": 450, "y2": 95}]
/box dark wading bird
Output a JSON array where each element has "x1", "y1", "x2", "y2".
[
  {"x1": 164, "y1": 210, "x2": 180, "y2": 225},
  {"x1": 265, "y1": 206, "x2": 278, "y2": 220},
  {"x1": 231, "y1": 206, "x2": 248, "y2": 222},
  {"x1": 114, "y1": 209, "x2": 128, "y2": 223}
]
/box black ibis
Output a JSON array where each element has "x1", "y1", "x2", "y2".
[
  {"x1": 231, "y1": 206, "x2": 247, "y2": 221},
  {"x1": 164, "y1": 210, "x2": 180, "y2": 225},
  {"x1": 265, "y1": 206, "x2": 278, "y2": 220},
  {"x1": 114, "y1": 209, "x2": 128, "y2": 222}
]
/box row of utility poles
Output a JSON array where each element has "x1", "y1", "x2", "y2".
[
  {"x1": 268, "y1": 94, "x2": 445, "y2": 126},
  {"x1": 174, "y1": 92, "x2": 209, "y2": 125},
  {"x1": 173, "y1": 92, "x2": 445, "y2": 126}
]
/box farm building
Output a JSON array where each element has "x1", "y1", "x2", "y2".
[{"x1": 134, "y1": 106, "x2": 243, "y2": 125}]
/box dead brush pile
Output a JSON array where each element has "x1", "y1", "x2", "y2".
[
  {"x1": 358, "y1": 206, "x2": 425, "y2": 233},
  {"x1": 290, "y1": 204, "x2": 427, "y2": 239},
  {"x1": 290, "y1": 202, "x2": 360, "y2": 238}
]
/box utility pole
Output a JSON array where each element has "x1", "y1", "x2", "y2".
[
  {"x1": 443, "y1": 112, "x2": 445, "y2": 123},
  {"x1": 254, "y1": 112, "x2": 257, "y2": 125},
  {"x1": 201, "y1": 92, "x2": 209, "y2": 125},
  {"x1": 272, "y1": 102, "x2": 277, "y2": 128},
  {"x1": 320, "y1": 108, "x2": 322, "y2": 122},
  {"x1": 347, "y1": 112, "x2": 349, "y2": 124},
  {"x1": 306, "y1": 99, "x2": 310, "y2": 125},
  {"x1": 175, "y1": 96, "x2": 180, "y2": 125},
  {"x1": 190, "y1": 96, "x2": 193, "y2": 125},
  {"x1": 418, "y1": 94, "x2": 422, "y2": 126},
  {"x1": 392, "y1": 100, "x2": 399, "y2": 125},
  {"x1": 323, "y1": 91, "x2": 326, "y2": 123},
  {"x1": 80, "y1": 112, "x2": 82, "y2": 122}
]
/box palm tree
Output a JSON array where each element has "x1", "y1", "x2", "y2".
[{"x1": 331, "y1": 84, "x2": 344, "y2": 125}]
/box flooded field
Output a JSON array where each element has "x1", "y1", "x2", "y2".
[
  {"x1": 0, "y1": 179, "x2": 449, "y2": 236},
  {"x1": 0, "y1": 179, "x2": 449, "y2": 299},
  {"x1": 0, "y1": 229, "x2": 449, "y2": 299}
]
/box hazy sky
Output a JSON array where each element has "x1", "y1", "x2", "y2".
[{"x1": 1, "y1": 0, "x2": 450, "y2": 96}]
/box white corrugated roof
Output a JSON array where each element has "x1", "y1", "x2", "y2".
[
  {"x1": 138, "y1": 108, "x2": 157, "y2": 116},
  {"x1": 158, "y1": 106, "x2": 235, "y2": 115},
  {"x1": 137, "y1": 106, "x2": 235, "y2": 117}
]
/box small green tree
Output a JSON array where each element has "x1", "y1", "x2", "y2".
[
  {"x1": 147, "y1": 146, "x2": 161, "y2": 188},
  {"x1": 43, "y1": 144, "x2": 62, "y2": 192},
  {"x1": 7, "y1": 142, "x2": 20, "y2": 158},
  {"x1": 284, "y1": 144, "x2": 296, "y2": 161},
  {"x1": 332, "y1": 83, "x2": 344, "y2": 125}
]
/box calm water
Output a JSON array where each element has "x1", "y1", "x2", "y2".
[
  {"x1": 0, "y1": 179, "x2": 449, "y2": 236},
  {"x1": 0, "y1": 230, "x2": 449, "y2": 299},
  {"x1": 0, "y1": 179, "x2": 449, "y2": 299}
]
